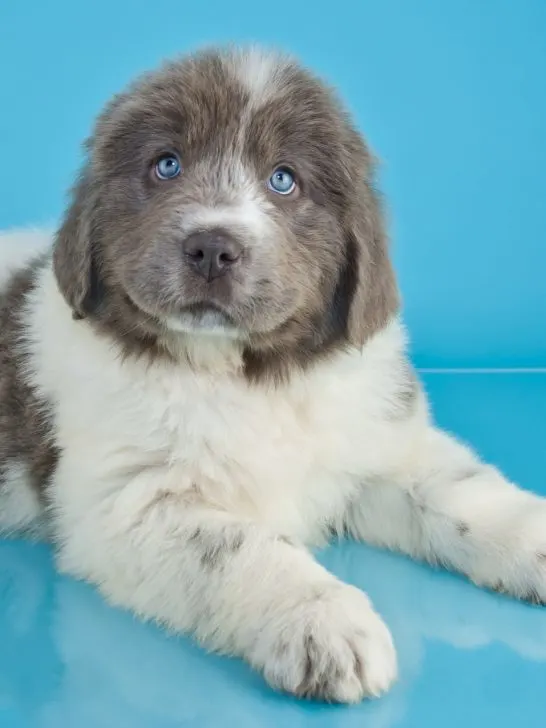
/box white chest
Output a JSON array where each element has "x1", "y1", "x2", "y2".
[
  {"x1": 59, "y1": 358, "x2": 360, "y2": 535},
  {"x1": 28, "y1": 269, "x2": 414, "y2": 540}
]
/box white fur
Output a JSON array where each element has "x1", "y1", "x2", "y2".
[
  {"x1": 179, "y1": 163, "x2": 275, "y2": 243},
  {"x1": 2, "y1": 228, "x2": 546, "y2": 701},
  {"x1": 225, "y1": 46, "x2": 286, "y2": 106},
  {"x1": 0, "y1": 228, "x2": 52, "y2": 289},
  {"x1": 0, "y1": 461, "x2": 44, "y2": 536},
  {"x1": 164, "y1": 311, "x2": 244, "y2": 338}
]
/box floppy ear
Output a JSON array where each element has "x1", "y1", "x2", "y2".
[
  {"x1": 53, "y1": 169, "x2": 103, "y2": 319},
  {"x1": 344, "y1": 175, "x2": 399, "y2": 348}
]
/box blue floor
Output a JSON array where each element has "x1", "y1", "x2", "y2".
[{"x1": 1, "y1": 372, "x2": 546, "y2": 728}]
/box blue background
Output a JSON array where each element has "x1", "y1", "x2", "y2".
[
  {"x1": 2, "y1": 4, "x2": 546, "y2": 727},
  {"x1": 1, "y1": 0, "x2": 545, "y2": 368}
]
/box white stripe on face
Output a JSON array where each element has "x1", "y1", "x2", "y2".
[{"x1": 223, "y1": 47, "x2": 288, "y2": 108}]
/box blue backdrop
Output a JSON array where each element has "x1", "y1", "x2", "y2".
[{"x1": 1, "y1": 0, "x2": 544, "y2": 368}]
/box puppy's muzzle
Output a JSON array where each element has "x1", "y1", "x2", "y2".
[{"x1": 183, "y1": 228, "x2": 243, "y2": 282}]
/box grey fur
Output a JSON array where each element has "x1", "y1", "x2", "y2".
[
  {"x1": 493, "y1": 579, "x2": 545, "y2": 606},
  {"x1": 294, "y1": 631, "x2": 366, "y2": 701},
  {"x1": 276, "y1": 534, "x2": 296, "y2": 546},
  {"x1": 454, "y1": 465, "x2": 484, "y2": 482},
  {"x1": 189, "y1": 524, "x2": 246, "y2": 570},
  {"x1": 399, "y1": 365, "x2": 419, "y2": 409},
  {"x1": 492, "y1": 580, "x2": 507, "y2": 595},
  {"x1": 523, "y1": 587, "x2": 544, "y2": 606},
  {"x1": 387, "y1": 362, "x2": 419, "y2": 420},
  {"x1": 0, "y1": 257, "x2": 59, "y2": 498}
]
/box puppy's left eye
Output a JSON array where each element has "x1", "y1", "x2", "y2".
[
  {"x1": 154, "y1": 153, "x2": 182, "y2": 180},
  {"x1": 268, "y1": 166, "x2": 297, "y2": 196}
]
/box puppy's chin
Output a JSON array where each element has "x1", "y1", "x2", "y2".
[{"x1": 164, "y1": 307, "x2": 245, "y2": 340}]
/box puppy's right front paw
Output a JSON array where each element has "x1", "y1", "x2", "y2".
[{"x1": 252, "y1": 583, "x2": 397, "y2": 703}]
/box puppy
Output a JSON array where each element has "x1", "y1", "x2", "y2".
[{"x1": 0, "y1": 46, "x2": 544, "y2": 703}]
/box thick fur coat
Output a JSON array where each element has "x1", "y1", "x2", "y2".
[{"x1": 1, "y1": 47, "x2": 544, "y2": 703}]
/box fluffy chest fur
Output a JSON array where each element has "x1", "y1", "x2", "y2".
[{"x1": 24, "y1": 264, "x2": 418, "y2": 543}]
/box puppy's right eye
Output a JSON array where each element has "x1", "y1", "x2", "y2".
[{"x1": 154, "y1": 153, "x2": 182, "y2": 181}]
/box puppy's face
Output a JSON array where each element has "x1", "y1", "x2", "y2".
[{"x1": 54, "y1": 48, "x2": 398, "y2": 379}]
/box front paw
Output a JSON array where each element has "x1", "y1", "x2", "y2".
[{"x1": 251, "y1": 583, "x2": 397, "y2": 703}]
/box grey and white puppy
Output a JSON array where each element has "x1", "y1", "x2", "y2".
[{"x1": 1, "y1": 47, "x2": 545, "y2": 703}]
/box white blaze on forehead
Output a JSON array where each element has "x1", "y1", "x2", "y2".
[{"x1": 222, "y1": 46, "x2": 291, "y2": 107}]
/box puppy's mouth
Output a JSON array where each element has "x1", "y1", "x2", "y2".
[{"x1": 164, "y1": 302, "x2": 243, "y2": 338}]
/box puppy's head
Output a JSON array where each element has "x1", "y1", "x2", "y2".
[{"x1": 54, "y1": 47, "x2": 398, "y2": 381}]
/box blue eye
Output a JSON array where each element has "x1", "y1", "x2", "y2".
[
  {"x1": 155, "y1": 153, "x2": 181, "y2": 180},
  {"x1": 268, "y1": 166, "x2": 296, "y2": 195}
]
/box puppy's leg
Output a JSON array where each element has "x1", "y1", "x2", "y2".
[
  {"x1": 56, "y1": 473, "x2": 397, "y2": 703},
  {"x1": 344, "y1": 427, "x2": 546, "y2": 603}
]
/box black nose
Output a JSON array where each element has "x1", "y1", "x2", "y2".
[{"x1": 182, "y1": 228, "x2": 243, "y2": 281}]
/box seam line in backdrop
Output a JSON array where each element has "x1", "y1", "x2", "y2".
[{"x1": 418, "y1": 368, "x2": 546, "y2": 374}]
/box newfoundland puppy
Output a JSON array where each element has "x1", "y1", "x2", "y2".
[{"x1": 0, "y1": 46, "x2": 543, "y2": 703}]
